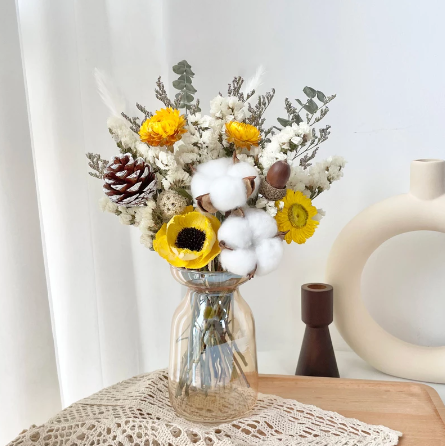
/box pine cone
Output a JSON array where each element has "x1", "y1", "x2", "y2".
[{"x1": 103, "y1": 154, "x2": 157, "y2": 206}]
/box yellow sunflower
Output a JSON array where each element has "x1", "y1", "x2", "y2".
[
  {"x1": 139, "y1": 108, "x2": 187, "y2": 147},
  {"x1": 275, "y1": 190, "x2": 319, "y2": 245},
  {"x1": 225, "y1": 121, "x2": 261, "y2": 150},
  {"x1": 153, "y1": 209, "x2": 221, "y2": 269}
]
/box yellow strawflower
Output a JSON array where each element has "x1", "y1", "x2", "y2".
[
  {"x1": 225, "y1": 121, "x2": 260, "y2": 150},
  {"x1": 139, "y1": 108, "x2": 187, "y2": 147},
  {"x1": 153, "y1": 209, "x2": 221, "y2": 269},
  {"x1": 275, "y1": 190, "x2": 319, "y2": 244}
]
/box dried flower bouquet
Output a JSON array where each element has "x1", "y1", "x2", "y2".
[{"x1": 87, "y1": 60, "x2": 345, "y2": 277}]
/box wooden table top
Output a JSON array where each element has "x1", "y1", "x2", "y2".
[{"x1": 259, "y1": 374, "x2": 445, "y2": 445}]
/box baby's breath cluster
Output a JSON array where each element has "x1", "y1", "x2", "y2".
[{"x1": 87, "y1": 61, "x2": 346, "y2": 276}]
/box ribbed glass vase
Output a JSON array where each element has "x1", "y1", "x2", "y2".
[{"x1": 168, "y1": 266, "x2": 258, "y2": 423}]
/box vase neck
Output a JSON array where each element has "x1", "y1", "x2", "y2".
[
  {"x1": 410, "y1": 159, "x2": 445, "y2": 200},
  {"x1": 171, "y1": 267, "x2": 249, "y2": 291}
]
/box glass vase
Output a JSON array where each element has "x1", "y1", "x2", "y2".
[{"x1": 168, "y1": 266, "x2": 258, "y2": 423}]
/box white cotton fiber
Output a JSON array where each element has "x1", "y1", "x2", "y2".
[
  {"x1": 255, "y1": 237, "x2": 284, "y2": 276},
  {"x1": 227, "y1": 162, "x2": 260, "y2": 195},
  {"x1": 191, "y1": 172, "x2": 213, "y2": 199},
  {"x1": 218, "y1": 216, "x2": 253, "y2": 249},
  {"x1": 220, "y1": 248, "x2": 257, "y2": 277},
  {"x1": 196, "y1": 157, "x2": 233, "y2": 177},
  {"x1": 244, "y1": 207, "x2": 278, "y2": 240},
  {"x1": 209, "y1": 176, "x2": 247, "y2": 212}
]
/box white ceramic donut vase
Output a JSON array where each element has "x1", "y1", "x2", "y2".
[{"x1": 326, "y1": 159, "x2": 445, "y2": 383}]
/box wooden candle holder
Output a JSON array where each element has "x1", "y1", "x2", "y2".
[{"x1": 296, "y1": 283, "x2": 340, "y2": 378}]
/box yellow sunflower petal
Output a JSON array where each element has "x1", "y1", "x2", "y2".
[
  {"x1": 181, "y1": 205, "x2": 194, "y2": 214},
  {"x1": 155, "y1": 209, "x2": 220, "y2": 269},
  {"x1": 153, "y1": 224, "x2": 187, "y2": 267},
  {"x1": 186, "y1": 238, "x2": 221, "y2": 269},
  {"x1": 166, "y1": 212, "x2": 216, "y2": 260},
  {"x1": 186, "y1": 213, "x2": 221, "y2": 268}
]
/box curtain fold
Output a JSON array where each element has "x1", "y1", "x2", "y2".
[
  {"x1": 0, "y1": 0, "x2": 61, "y2": 443},
  {"x1": 14, "y1": 0, "x2": 181, "y2": 415}
]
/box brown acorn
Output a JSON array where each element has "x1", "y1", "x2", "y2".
[
  {"x1": 259, "y1": 160, "x2": 291, "y2": 200},
  {"x1": 266, "y1": 160, "x2": 291, "y2": 189}
]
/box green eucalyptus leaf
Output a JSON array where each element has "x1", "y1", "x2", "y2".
[
  {"x1": 179, "y1": 98, "x2": 194, "y2": 107},
  {"x1": 185, "y1": 84, "x2": 197, "y2": 93},
  {"x1": 303, "y1": 99, "x2": 318, "y2": 114},
  {"x1": 172, "y1": 65, "x2": 186, "y2": 75},
  {"x1": 316, "y1": 91, "x2": 327, "y2": 103},
  {"x1": 183, "y1": 92, "x2": 194, "y2": 103},
  {"x1": 177, "y1": 60, "x2": 191, "y2": 68},
  {"x1": 172, "y1": 79, "x2": 186, "y2": 90},
  {"x1": 185, "y1": 68, "x2": 195, "y2": 77},
  {"x1": 296, "y1": 98, "x2": 304, "y2": 107},
  {"x1": 277, "y1": 117, "x2": 292, "y2": 127},
  {"x1": 303, "y1": 86, "x2": 317, "y2": 98},
  {"x1": 294, "y1": 114, "x2": 303, "y2": 124},
  {"x1": 178, "y1": 74, "x2": 192, "y2": 83},
  {"x1": 175, "y1": 92, "x2": 183, "y2": 100}
]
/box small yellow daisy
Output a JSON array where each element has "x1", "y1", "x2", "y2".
[
  {"x1": 225, "y1": 121, "x2": 260, "y2": 150},
  {"x1": 275, "y1": 190, "x2": 319, "y2": 244},
  {"x1": 139, "y1": 108, "x2": 187, "y2": 147}
]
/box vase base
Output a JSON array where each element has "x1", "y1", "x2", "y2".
[{"x1": 168, "y1": 378, "x2": 257, "y2": 424}]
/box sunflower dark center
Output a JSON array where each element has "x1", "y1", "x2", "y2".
[{"x1": 175, "y1": 227, "x2": 206, "y2": 251}]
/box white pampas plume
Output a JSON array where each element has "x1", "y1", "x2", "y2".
[
  {"x1": 94, "y1": 68, "x2": 126, "y2": 117},
  {"x1": 242, "y1": 65, "x2": 265, "y2": 97}
]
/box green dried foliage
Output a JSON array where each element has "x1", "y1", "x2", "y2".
[
  {"x1": 172, "y1": 60, "x2": 200, "y2": 113},
  {"x1": 188, "y1": 99, "x2": 201, "y2": 116},
  {"x1": 86, "y1": 153, "x2": 109, "y2": 179},
  {"x1": 247, "y1": 89, "x2": 276, "y2": 131},
  {"x1": 136, "y1": 102, "x2": 153, "y2": 120},
  {"x1": 278, "y1": 87, "x2": 336, "y2": 128},
  {"x1": 227, "y1": 76, "x2": 255, "y2": 102},
  {"x1": 155, "y1": 76, "x2": 174, "y2": 109},
  {"x1": 121, "y1": 112, "x2": 141, "y2": 133}
]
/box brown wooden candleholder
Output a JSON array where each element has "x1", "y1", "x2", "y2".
[{"x1": 296, "y1": 283, "x2": 340, "y2": 378}]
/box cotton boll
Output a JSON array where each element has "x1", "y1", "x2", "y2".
[
  {"x1": 244, "y1": 208, "x2": 278, "y2": 240},
  {"x1": 196, "y1": 157, "x2": 233, "y2": 177},
  {"x1": 227, "y1": 162, "x2": 260, "y2": 195},
  {"x1": 209, "y1": 176, "x2": 247, "y2": 212},
  {"x1": 218, "y1": 216, "x2": 253, "y2": 249},
  {"x1": 220, "y1": 248, "x2": 257, "y2": 277},
  {"x1": 191, "y1": 172, "x2": 213, "y2": 199},
  {"x1": 255, "y1": 237, "x2": 284, "y2": 276}
]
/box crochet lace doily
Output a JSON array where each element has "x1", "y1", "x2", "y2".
[{"x1": 10, "y1": 369, "x2": 402, "y2": 446}]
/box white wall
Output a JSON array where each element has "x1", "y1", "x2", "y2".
[
  {"x1": 164, "y1": 0, "x2": 445, "y2": 356},
  {"x1": 12, "y1": 0, "x2": 445, "y2": 426}
]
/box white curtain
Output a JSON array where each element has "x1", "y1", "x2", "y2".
[{"x1": 3, "y1": 0, "x2": 445, "y2": 443}]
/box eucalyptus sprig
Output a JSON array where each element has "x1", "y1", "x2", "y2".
[
  {"x1": 172, "y1": 60, "x2": 201, "y2": 113},
  {"x1": 278, "y1": 86, "x2": 336, "y2": 128}
]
